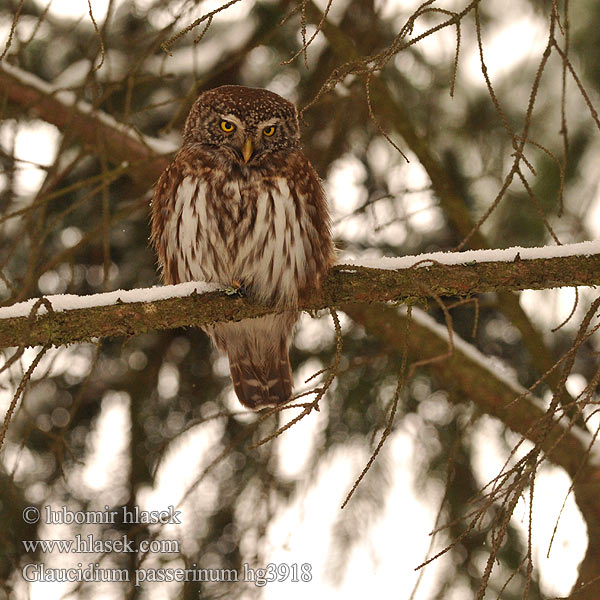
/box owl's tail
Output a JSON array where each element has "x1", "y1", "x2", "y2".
[
  {"x1": 205, "y1": 313, "x2": 297, "y2": 409},
  {"x1": 228, "y1": 339, "x2": 293, "y2": 409}
]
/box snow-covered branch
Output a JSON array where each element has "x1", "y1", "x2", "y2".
[
  {"x1": 1, "y1": 245, "x2": 599, "y2": 348},
  {"x1": 347, "y1": 303, "x2": 600, "y2": 474},
  {"x1": 0, "y1": 62, "x2": 175, "y2": 184},
  {"x1": 345, "y1": 300, "x2": 600, "y2": 596}
]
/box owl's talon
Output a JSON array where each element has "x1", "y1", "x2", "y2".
[{"x1": 224, "y1": 279, "x2": 248, "y2": 297}]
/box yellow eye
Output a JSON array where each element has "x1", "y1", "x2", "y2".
[
  {"x1": 220, "y1": 120, "x2": 235, "y2": 133},
  {"x1": 263, "y1": 125, "x2": 276, "y2": 137}
]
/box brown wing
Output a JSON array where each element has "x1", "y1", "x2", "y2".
[
  {"x1": 280, "y1": 151, "x2": 337, "y2": 293},
  {"x1": 150, "y1": 159, "x2": 184, "y2": 285}
]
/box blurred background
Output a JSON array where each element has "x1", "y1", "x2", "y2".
[{"x1": 1, "y1": 0, "x2": 600, "y2": 598}]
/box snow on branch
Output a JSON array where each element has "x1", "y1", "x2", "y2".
[
  {"x1": 0, "y1": 62, "x2": 175, "y2": 183},
  {"x1": 1, "y1": 244, "x2": 599, "y2": 348},
  {"x1": 343, "y1": 240, "x2": 600, "y2": 269},
  {"x1": 346, "y1": 303, "x2": 600, "y2": 475}
]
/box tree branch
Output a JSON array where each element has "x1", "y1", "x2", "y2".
[
  {"x1": 345, "y1": 304, "x2": 597, "y2": 477},
  {"x1": 344, "y1": 302, "x2": 600, "y2": 599},
  {"x1": 0, "y1": 62, "x2": 172, "y2": 185},
  {"x1": 1, "y1": 252, "x2": 599, "y2": 348}
]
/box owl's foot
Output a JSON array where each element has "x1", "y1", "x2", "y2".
[{"x1": 224, "y1": 279, "x2": 248, "y2": 297}]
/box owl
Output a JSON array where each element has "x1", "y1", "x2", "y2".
[{"x1": 150, "y1": 85, "x2": 335, "y2": 409}]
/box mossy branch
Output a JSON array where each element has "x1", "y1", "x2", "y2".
[{"x1": 1, "y1": 253, "x2": 599, "y2": 348}]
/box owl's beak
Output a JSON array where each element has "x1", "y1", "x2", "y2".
[{"x1": 241, "y1": 138, "x2": 254, "y2": 163}]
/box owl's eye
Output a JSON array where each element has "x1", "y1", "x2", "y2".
[
  {"x1": 220, "y1": 120, "x2": 235, "y2": 133},
  {"x1": 263, "y1": 125, "x2": 276, "y2": 137}
]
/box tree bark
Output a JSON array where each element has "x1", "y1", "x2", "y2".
[{"x1": 1, "y1": 254, "x2": 600, "y2": 348}]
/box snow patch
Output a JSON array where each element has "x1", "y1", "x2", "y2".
[
  {"x1": 340, "y1": 240, "x2": 600, "y2": 270},
  {"x1": 0, "y1": 281, "x2": 222, "y2": 320}
]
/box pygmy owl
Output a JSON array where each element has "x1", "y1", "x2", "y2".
[{"x1": 150, "y1": 85, "x2": 335, "y2": 409}]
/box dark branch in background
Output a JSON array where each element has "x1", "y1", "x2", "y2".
[
  {"x1": 0, "y1": 63, "x2": 171, "y2": 186},
  {"x1": 1, "y1": 254, "x2": 600, "y2": 348},
  {"x1": 345, "y1": 301, "x2": 594, "y2": 480},
  {"x1": 346, "y1": 302, "x2": 600, "y2": 598}
]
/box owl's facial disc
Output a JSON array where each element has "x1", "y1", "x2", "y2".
[
  {"x1": 183, "y1": 86, "x2": 301, "y2": 162},
  {"x1": 216, "y1": 114, "x2": 253, "y2": 164}
]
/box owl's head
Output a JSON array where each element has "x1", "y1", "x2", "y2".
[{"x1": 183, "y1": 85, "x2": 300, "y2": 166}]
